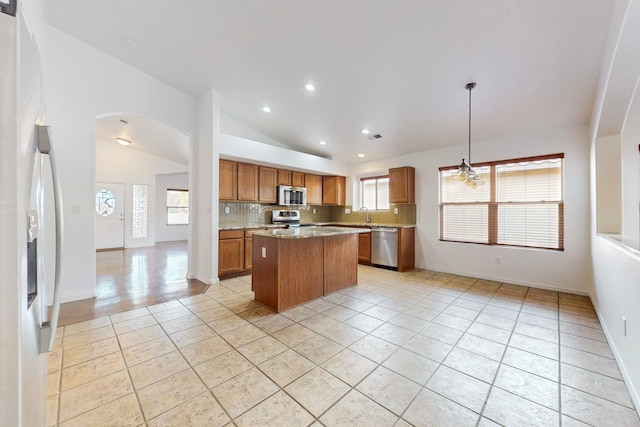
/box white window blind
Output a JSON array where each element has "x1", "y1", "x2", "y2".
[
  {"x1": 439, "y1": 154, "x2": 564, "y2": 250},
  {"x1": 440, "y1": 167, "x2": 490, "y2": 243},
  {"x1": 361, "y1": 176, "x2": 390, "y2": 210}
]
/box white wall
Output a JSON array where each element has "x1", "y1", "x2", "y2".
[
  {"x1": 156, "y1": 173, "x2": 189, "y2": 242},
  {"x1": 219, "y1": 133, "x2": 348, "y2": 176},
  {"x1": 350, "y1": 124, "x2": 593, "y2": 293},
  {"x1": 41, "y1": 25, "x2": 197, "y2": 302},
  {"x1": 589, "y1": 0, "x2": 640, "y2": 412},
  {"x1": 621, "y1": 115, "x2": 640, "y2": 247},
  {"x1": 220, "y1": 113, "x2": 290, "y2": 149},
  {"x1": 96, "y1": 139, "x2": 187, "y2": 248}
]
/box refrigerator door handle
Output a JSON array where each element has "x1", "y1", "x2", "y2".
[{"x1": 37, "y1": 125, "x2": 64, "y2": 353}]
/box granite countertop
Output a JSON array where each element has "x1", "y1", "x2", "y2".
[
  {"x1": 251, "y1": 226, "x2": 371, "y2": 239},
  {"x1": 219, "y1": 222, "x2": 415, "y2": 230}
]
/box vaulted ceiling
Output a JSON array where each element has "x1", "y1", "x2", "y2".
[{"x1": 46, "y1": 0, "x2": 616, "y2": 164}]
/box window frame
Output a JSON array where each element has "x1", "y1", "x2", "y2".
[
  {"x1": 360, "y1": 175, "x2": 390, "y2": 211},
  {"x1": 439, "y1": 153, "x2": 565, "y2": 251},
  {"x1": 166, "y1": 188, "x2": 189, "y2": 226}
]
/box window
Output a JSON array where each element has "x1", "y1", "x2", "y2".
[
  {"x1": 132, "y1": 184, "x2": 148, "y2": 238},
  {"x1": 439, "y1": 154, "x2": 564, "y2": 250},
  {"x1": 167, "y1": 189, "x2": 189, "y2": 225},
  {"x1": 361, "y1": 176, "x2": 390, "y2": 210}
]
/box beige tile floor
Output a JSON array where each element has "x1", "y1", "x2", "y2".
[{"x1": 47, "y1": 266, "x2": 640, "y2": 426}]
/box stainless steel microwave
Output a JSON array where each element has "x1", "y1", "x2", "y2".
[{"x1": 278, "y1": 185, "x2": 306, "y2": 206}]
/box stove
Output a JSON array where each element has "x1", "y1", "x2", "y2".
[{"x1": 271, "y1": 209, "x2": 315, "y2": 228}]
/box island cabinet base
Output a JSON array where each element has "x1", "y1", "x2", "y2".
[{"x1": 252, "y1": 233, "x2": 358, "y2": 312}]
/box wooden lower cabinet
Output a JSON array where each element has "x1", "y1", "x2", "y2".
[
  {"x1": 398, "y1": 227, "x2": 415, "y2": 272},
  {"x1": 358, "y1": 232, "x2": 371, "y2": 264},
  {"x1": 244, "y1": 238, "x2": 252, "y2": 270},
  {"x1": 252, "y1": 233, "x2": 358, "y2": 312},
  {"x1": 218, "y1": 230, "x2": 245, "y2": 276}
]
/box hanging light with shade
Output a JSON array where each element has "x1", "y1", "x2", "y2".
[{"x1": 451, "y1": 82, "x2": 485, "y2": 189}]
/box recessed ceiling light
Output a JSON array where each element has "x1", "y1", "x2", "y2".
[
  {"x1": 361, "y1": 129, "x2": 370, "y2": 135},
  {"x1": 116, "y1": 138, "x2": 131, "y2": 146},
  {"x1": 319, "y1": 140, "x2": 326, "y2": 145},
  {"x1": 305, "y1": 84, "x2": 315, "y2": 92},
  {"x1": 357, "y1": 153, "x2": 365, "y2": 158},
  {"x1": 262, "y1": 106, "x2": 271, "y2": 113}
]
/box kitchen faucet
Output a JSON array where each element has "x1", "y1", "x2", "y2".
[{"x1": 359, "y1": 206, "x2": 371, "y2": 223}]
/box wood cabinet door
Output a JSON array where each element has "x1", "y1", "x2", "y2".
[
  {"x1": 305, "y1": 174, "x2": 323, "y2": 205},
  {"x1": 322, "y1": 176, "x2": 346, "y2": 205},
  {"x1": 389, "y1": 166, "x2": 415, "y2": 204},
  {"x1": 291, "y1": 171, "x2": 305, "y2": 187},
  {"x1": 277, "y1": 169, "x2": 291, "y2": 186},
  {"x1": 398, "y1": 227, "x2": 415, "y2": 272},
  {"x1": 244, "y1": 237, "x2": 252, "y2": 270},
  {"x1": 219, "y1": 159, "x2": 237, "y2": 201},
  {"x1": 358, "y1": 232, "x2": 371, "y2": 264},
  {"x1": 237, "y1": 162, "x2": 259, "y2": 201},
  {"x1": 259, "y1": 166, "x2": 278, "y2": 203},
  {"x1": 219, "y1": 238, "x2": 244, "y2": 275}
]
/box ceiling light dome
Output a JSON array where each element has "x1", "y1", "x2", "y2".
[
  {"x1": 262, "y1": 106, "x2": 271, "y2": 113},
  {"x1": 305, "y1": 83, "x2": 315, "y2": 92},
  {"x1": 116, "y1": 137, "x2": 131, "y2": 146}
]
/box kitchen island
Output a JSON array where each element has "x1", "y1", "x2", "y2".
[{"x1": 251, "y1": 227, "x2": 370, "y2": 312}]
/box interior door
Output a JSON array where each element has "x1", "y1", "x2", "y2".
[{"x1": 95, "y1": 183, "x2": 125, "y2": 249}]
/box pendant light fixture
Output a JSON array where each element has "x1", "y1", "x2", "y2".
[{"x1": 452, "y1": 82, "x2": 485, "y2": 189}]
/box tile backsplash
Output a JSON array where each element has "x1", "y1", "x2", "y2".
[{"x1": 219, "y1": 202, "x2": 415, "y2": 228}]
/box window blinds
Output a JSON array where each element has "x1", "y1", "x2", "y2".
[{"x1": 439, "y1": 154, "x2": 564, "y2": 250}]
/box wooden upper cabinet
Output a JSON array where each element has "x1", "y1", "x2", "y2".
[
  {"x1": 277, "y1": 169, "x2": 292, "y2": 186},
  {"x1": 219, "y1": 159, "x2": 237, "y2": 201},
  {"x1": 237, "y1": 162, "x2": 259, "y2": 201},
  {"x1": 389, "y1": 166, "x2": 415, "y2": 204},
  {"x1": 322, "y1": 176, "x2": 346, "y2": 205},
  {"x1": 259, "y1": 166, "x2": 278, "y2": 203},
  {"x1": 291, "y1": 171, "x2": 305, "y2": 187},
  {"x1": 305, "y1": 174, "x2": 323, "y2": 205}
]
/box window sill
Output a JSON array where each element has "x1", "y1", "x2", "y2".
[{"x1": 598, "y1": 233, "x2": 640, "y2": 255}]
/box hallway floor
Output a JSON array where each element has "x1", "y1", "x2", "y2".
[
  {"x1": 57, "y1": 241, "x2": 207, "y2": 326},
  {"x1": 47, "y1": 266, "x2": 639, "y2": 426}
]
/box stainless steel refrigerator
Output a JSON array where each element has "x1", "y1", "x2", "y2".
[{"x1": 1, "y1": 1, "x2": 63, "y2": 425}]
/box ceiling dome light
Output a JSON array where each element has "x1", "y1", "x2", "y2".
[
  {"x1": 319, "y1": 140, "x2": 326, "y2": 145},
  {"x1": 116, "y1": 137, "x2": 131, "y2": 146},
  {"x1": 357, "y1": 153, "x2": 366, "y2": 158},
  {"x1": 361, "y1": 129, "x2": 370, "y2": 135},
  {"x1": 305, "y1": 84, "x2": 315, "y2": 92},
  {"x1": 262, "y1": 106, "x2": 271, "y2": 113}
]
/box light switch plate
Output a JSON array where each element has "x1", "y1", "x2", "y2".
[
  {"x1": 224, "y1": 206, "x2": 230, "y2": 214},
  {"x1": 394, "y1": 207, "x2": 398, "y2": 214},
  {"x1": 345, "y1": 208, "x2": 351, "y2": 214}
]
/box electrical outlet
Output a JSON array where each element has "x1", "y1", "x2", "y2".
[
  {"x1": 72, "y1": 204, "x2": 80, "y2": 214},
  {"x1": 313, "y1": 208, "x2": 316, "y2": 214},
  {"x1": 623, "y1": 316, "x2": 627, "y2": 336},
  {"x1": 345, "y1": 208, "x2": 351, "y2": 214},
  {"x1": 224, "y1": 206, "x2": 230, "y2": 214},
  {"x1": 495, "y1": 256, "x2": 502, "y2": 264},
  {"x1": 261, "y1": 247, "x2": 267, "y2": 258},
  {"x1": 394, "y1": 207, "x2": 398, "y2": 214}
]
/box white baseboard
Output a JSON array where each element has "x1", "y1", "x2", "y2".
[{"x1": 589, "y1": 293, "x2": 640, "y2": 417}]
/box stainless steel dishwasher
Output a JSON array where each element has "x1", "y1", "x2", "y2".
[{"x1": 371, "y1": 227, "x2": 398, "y2": 268}]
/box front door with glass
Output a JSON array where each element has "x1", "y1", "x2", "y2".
[{"x1": 95, "y1": 182, "x2": 125, "y2": 250}]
